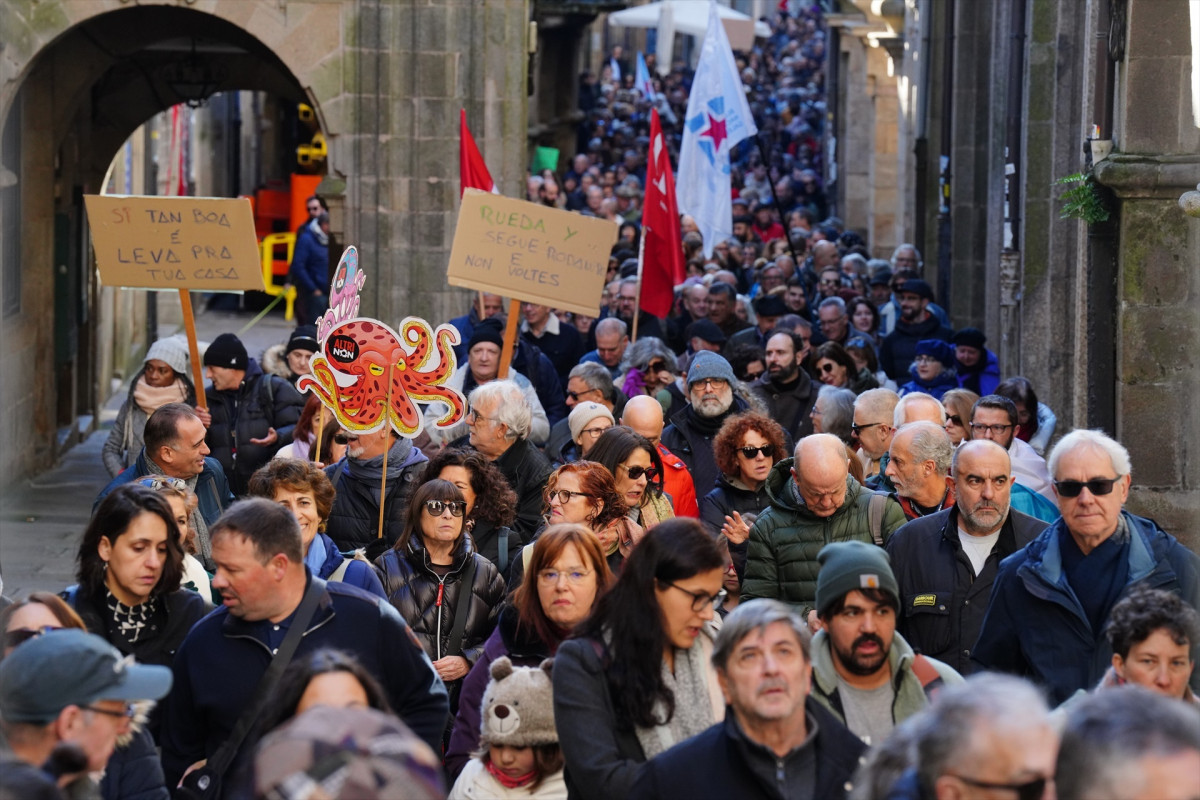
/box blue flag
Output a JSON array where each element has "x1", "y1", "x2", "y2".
[{"x1": 636, "y1": 51, "x2": 657, "y2": 102}]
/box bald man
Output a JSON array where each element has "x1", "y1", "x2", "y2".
[
  {"x1": 742, "y1": 433, "x2": 906, "y2": 619},
  {"x1": 622, "y1": 395, "x2": 699, "y2": 517},
  {"x1": 886, "y1": 440, "x2": 1048, "y2": 674}
]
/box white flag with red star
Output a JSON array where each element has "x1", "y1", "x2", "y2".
[{"x1": 676, "y1": 1, "x2": 758, "y2": 258}]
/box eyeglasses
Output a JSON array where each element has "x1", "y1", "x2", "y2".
[
  {"x1": 333, "y1": 432, "x2": 358, "y2": 445},
  {"x1": 662, "y1": 581, "x2": 727, "y2": 612},
  {"x1": 913, "y1": 355, "x2": 939, "y2": 365},
  {"x1": 537, "y1": 568, "x2": 593, "y2": 585},
  {"x1": 466, "y1": 408, "x2": 500, "y2": 425},
  {"x1": 692, "y1": 378, "x2": 729, "y2": 391},
  {"x1": 1054, "y1": 477, "x2": 1121, "y2": 498},
  {"x1": 743, "y1": 370, "x2": 764, "y2": 381},
  {"x1": 850, "y1": 422, "x2": 884, "y2": 435},
  {"x1": 566, "y1": 389, "x2": 600, "y2": 402},
  {"x1": 4, "y1": 626, "x2": 58, "y2": 647},
  {"x1": 945, "y1": 415, "x2": 963, "y2": 427},
  {"x1": 946, "y1": 774, "x2": 1049, "y2": 800},
  {"x1": 619, "y1": 464, "x2": 660, "y2": 481},
  {"x1": 548, "y1": 489, "x2": 594, "y2": 504},
  {"x1": 646, "y1": 361, "x2": 671, "y2": 374},
  {"x1": 138, "y1": 476, "x2": 186, "y2": 491},
  {"x1": 580, "y1": 426, "x2": 610, "y2": 439},
  {"x1": 423, "y1": 500, "x2": 467, "y2": 517},
  {"x1": 818, "y1": 362, "x2": 837, "y2": 374},
  {"x1": 82, "y1": 703, "x2": 137, "y2": 720},
  {"x1": 969, "y1": 423, "x2": 1014, "y2": 435},
  {"x1": 739, "y1": 445, "x2": 775, "y2": 459}
]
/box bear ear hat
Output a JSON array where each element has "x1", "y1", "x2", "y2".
[
  {"x1": 490, "y1": 655, "x2": 514, "y2": 681},
  {"x1": 539, "y1": 657, "x2": 554, "y2": 679}
]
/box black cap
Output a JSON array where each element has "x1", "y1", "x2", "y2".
[
  {"x1": 952, "y1": 327, "x2": 987, "y2": 350},
  {"x1": 203, "y1": 333, "x2": 248, "y2": 370},
  {"x1": 753, "y1": 294, "x2": 788, "y2": 317},
  {"x1": 286, "y1": 325, "x2": 319, "y2": 356},
  {"x1": 686, "y1": 319, "x2": 727, "y2": 344},
  {"x1": 896, "y1": 278, "x2": 933, "y2": 301},
  {"x1": 467, "y1": 317, "x2": 505, "y2": 352}
]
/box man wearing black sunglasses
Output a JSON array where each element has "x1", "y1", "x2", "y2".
[{"x1": 973, "y1": 429, "x2": 1200, "y2": 705}]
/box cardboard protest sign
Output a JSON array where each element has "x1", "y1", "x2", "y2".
[
  {"x1": 84, "y1": 195, "x2": 264, "y2": 291},
  {"x1": 446, "y1": 189, "x2": 617, "y2": 317},
  {"x1": 296, "y1": 247, "x2": 467, "y2": 439}
]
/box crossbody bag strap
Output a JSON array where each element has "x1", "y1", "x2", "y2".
[
  {"x1": 445, "y1": 556, "x2": 477, "y2": 657},
  {"x1": 204, "y1": 577, "x2": 325, "y2": 778}
]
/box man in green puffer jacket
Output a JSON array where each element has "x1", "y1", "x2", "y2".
[{"x1": 742, "y1": 433, "x2": 906, "y2": 621}]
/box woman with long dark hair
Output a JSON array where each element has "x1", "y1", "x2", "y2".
[
  {"x1": 373, "y1": 479, "x2": 506, "y2": 729},
  {"x1": 553, "y1": 519, "x2": 726, "y2": 799},
  {"x1": 64, "y1": 483, "x2": 208, "y2": 737},
  {"x1": 444, "y1": 523, "x2": 614, "y2": 780},
  {"x1": 588, "y1": 427, "x2": 674, "y2": 531},
  {"x1": 424, "y1": 448, "x2": 521, "y2": 578}
]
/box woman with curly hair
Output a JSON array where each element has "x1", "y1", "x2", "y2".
[
  {"x1": 424, "y1": 448, "x2": 521, "y2": 579},
  {"x1": 699, "y1": 412, "x2": 787, "y2": 576},
  {"x1": 588, "y1": 427, "x2": 674, "y2": 532},
  {"x1": 554, "y1": 519, "x2": 726, "y2": 800},
  {"x1": 445, "y1": 523, "x2": 614, "y2": 780},
  {"x1": 247, "y1": 459, "x2": 385, "y2": 598}
]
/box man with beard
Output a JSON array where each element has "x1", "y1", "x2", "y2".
[
  {"x1": 610, "y1": 275, "x2": 665, "y2": 341},
  {"x1": 878, "y1": 279, "x2": 954, "y2": 381},
  {"x1": 884, "y1": 440, "x2": 1048, "y2": 674},
  {"x1": 662, "y1": 351, "x2": 750, "y2": 500},
  {"x1": 751, "y1": 330, "x2": 817, "y2": 443},
  {"x1": 808, "y1": 541, "x2": 963, "y2": 745}
]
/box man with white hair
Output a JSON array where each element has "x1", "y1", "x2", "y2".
[
  {"x1": 973, "y1": 429, "x2": 1200, "y2": 704},
  {"x1": 464, "y1": 380, "x2": 553, "y2": 542},
  {"x1": 885, "y1": 440, "x2": 1048, "y2": 674},
  {"x1": 885, "y1": 422, "x2": 956, "y2": 520},
  {"x1": 866, "y1": 391, "x2": 945, "y2": 492}
]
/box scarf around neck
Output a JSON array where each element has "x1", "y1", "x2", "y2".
[
  {"x1": 485, "y1": 760, "x2": 538, "y2": 789},
  {"x1": 133, "y1": 375, "x2": 187, "y2": 416},
  {"x1": 307, "y1": 217, "x2": 329, "y2": 246},
  {"x1": 635, "y1": 625, "x2": 719, "y2": 759}
]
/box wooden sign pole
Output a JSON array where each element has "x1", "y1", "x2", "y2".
[
  {"x1": 498, "y1": 298, "x2": 521, "y2": 379},
  {"x1": 377, "y1": 363, "x2": 395, "y2": 540},
  {"x1": 179, "y1": 290, "x2": 207, "y2": 410}
]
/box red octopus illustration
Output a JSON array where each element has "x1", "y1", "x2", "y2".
[{"x1": 297, "y1": 317, "x2": 465, "y2": 437}]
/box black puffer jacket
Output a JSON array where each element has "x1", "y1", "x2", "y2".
[
  {"x1": 323, "y1": 441, "x2": 428, "y2": 552},
  {"x1": 204, "y1": 359, "x2": 305, "y2": 495},
  {"x1": 700, "y1": 475, "x2": 772, "y2": 580},
  {"x1": 374, "y1": 535, "x2": 506, "y2": 671}
]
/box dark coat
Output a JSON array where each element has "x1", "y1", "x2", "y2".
[
  {"x1": 879, "y1": 315, "x2": 954, "y2": 381},
  {"x1": 489, "y1": 438, "x2": 554, "y2": 543},
  {"x1": 503, "y1": 342, "x2": 567, "y2": 427},
  {"x1": 700, "y1": 475, "x2": 771, "y2": 579},
  {"x1": 956, "y1": 349, "x2": 1000, "y2": 396},
  {"x1": 322, "y1": 443, "x2": 428, "y2": 551},
  {"x1": 374, "y1": 536, "x2": 506, "y2": 668},
  {"x1": 444, "y1": 605, "x2": 554, "y2": 781},
  {"x1": 553, "y1": 636, "x2": 648, "y2": 800},
  {"x1": 469, "y1": 519, "x2": 522, "y2": 580},
  {"x1": 750, "y1": 372, "x2": 818, "y2": 442},
  {"x1": 160, "y1": 575, "x2": 449, "y2": 787},
  {"x1": 203, "y1": 359, "x2": 305, "y2": 495},
  {"x1": 629, "y1": 702, "x2": 868, "y2": 800},
  {"x1": 522, "y1": 320, "x2": 585, "y2": 386},
  {"x1": 662, "y1": 395, "x2": 751, "y2": 502},
  {"x1": 289, "y1": 225, "x2": 328, "y2": 295},
  {"x1": 886, "y1": 506, "x2": 1047, "y2": 674},
  {"x1": 64, "y1": 584, "x2": 209, "y2": 672},
  {"x1": 98, "y1": 726, "x2": 169, "y2": 800},
  {"x1": 972, "y1": 512, "x2": 1200, "y2": 704}
]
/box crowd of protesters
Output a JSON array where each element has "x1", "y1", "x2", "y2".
[{"x1": 2, "y1": 5, "x2": 1198, "y2": 800}]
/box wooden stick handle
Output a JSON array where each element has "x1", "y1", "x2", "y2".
[
  {"x1": 377, "y1": 363, "x2": 394, "y2": 540},
  {"x1": 179, "y1": 289, "x2": 207, "y2": 410},
  {"x1": 498, "y1": 298, "x2": 521, "y2": 380}
]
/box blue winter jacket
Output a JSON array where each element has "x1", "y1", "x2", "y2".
[
  {"x1": 289, "y1": 226, "x2": 329, "y2": 294},
  {"x1": 307, "y1": 531, "x2": 386, "y2": 598},
  {"x1": 972, "y1": 511, "x2": 1200, "y2": 705},
  {"x1": 160, "y1": 574, "x2": 448, "y2": 787}
]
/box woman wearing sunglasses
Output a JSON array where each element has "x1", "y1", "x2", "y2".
[
  {"x1": 63, "y1": 484, "x2": 208, "y2": 739},
  {"x1": 617, "y1": 337, "x2": 687, "y2": 413},
  {"x1": 588, "y1": 426, "x2": 674, "y2": 532},
  {"x1": 0, "y1": 593, "x2": 171, "y2": 800},
  {"x1": 554, "y1": 519, "x2": 726, "y2": 800},
  {"x1": 942, "y1": 388, "x2": 980, "y2": 447},
  {"x1": 246, "y1": 459, "x2": 386, "y2": 598},
  {"x1": 424, "y1": 448, "x2": 520, "y2": 580},
  {"x1": 374, "y1": 479, "x2": 506, "y2": 730},
  {"x1": 699, "y1": 413, "x2": 787, "y2": 578},
  {"x1": 814, "y1": 341, "x2": 878, "y2": 395}
]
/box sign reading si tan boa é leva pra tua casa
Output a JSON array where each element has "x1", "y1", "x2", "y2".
[
  {"x1": 84, "y1": 195, "x2": 265, "y2": 291},
  {"x1": 446, "y1": 189, "x2": 618, "y2": 317}
]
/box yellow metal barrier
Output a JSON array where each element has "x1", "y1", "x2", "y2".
[{"x1": 260, "y1": 232, "x2": 297, "y2": 321}]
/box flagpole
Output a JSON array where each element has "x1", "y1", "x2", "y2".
[
  {"x1": 632, "y1": 230, "x2": 647, "y2": 342},
  {"x1": 754, "y1": 134, "x2": 802, "y2": 269}
]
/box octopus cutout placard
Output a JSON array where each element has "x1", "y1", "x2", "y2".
[{"x1": 297, "y1": 247, "x2": 467, "y2": 438}]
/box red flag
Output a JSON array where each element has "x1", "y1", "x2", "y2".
[
  {"x1": 639, "y1": 108, "x2": 685, "y2": 318},
  {"x1": 459, "y1": 109, "x2": 495, "y2": 197}
]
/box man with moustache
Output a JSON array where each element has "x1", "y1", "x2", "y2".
[
  {"x1": 885, "y1": 440, "x2": 1048, "y2": 674},
  {"x1": 808, "y1": 541, "x2": 963, "y2": 745},
  {"x1": 878, "y1": 279, "x2": 953, "y2": 382},
  {"x1": 662, "y1": 352, "x2": 750, "y2": 500},
  {"x1": 751, "y1": 329, "x2": 817, "y2": 443}
]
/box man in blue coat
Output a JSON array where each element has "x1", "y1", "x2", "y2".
[
  {"x1": 160, "y1": 499, "x2": 447, "y2": 788},
  {"x1": 973, "y1": 429, "x2": 1200, "y2": 704},
  {"x1": 96, "y1": 402, "x2": 233, "y2": 570}
]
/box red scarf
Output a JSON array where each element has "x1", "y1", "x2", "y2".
[{"x1": 486, "y1": 759, "x2": 537, "y2": 789}]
